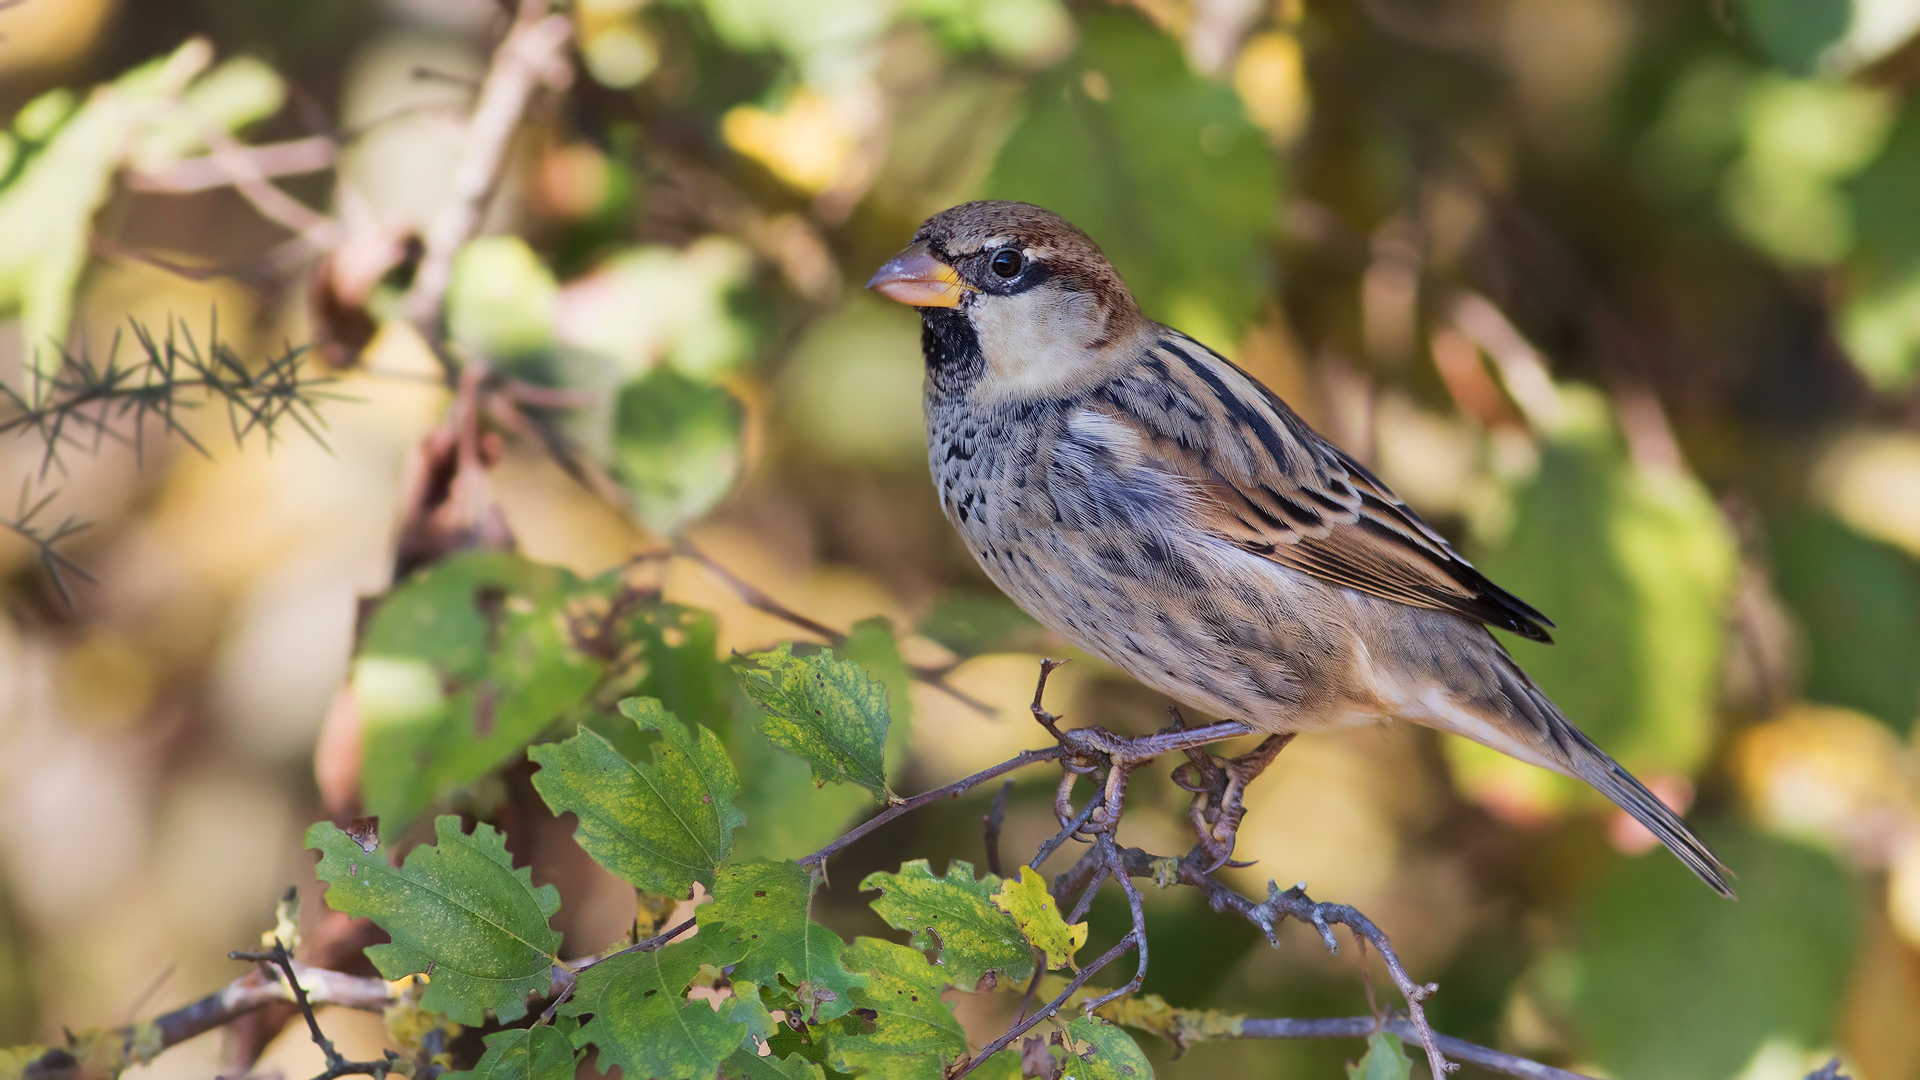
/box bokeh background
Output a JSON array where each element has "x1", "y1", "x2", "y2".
[{"x1": 4, "y1": 0, "x2": 1920, "y2": 1078}]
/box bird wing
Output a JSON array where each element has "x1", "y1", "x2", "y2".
[{"x1": 1084, "y1": 332, "x2": 1555, "y2": 642}]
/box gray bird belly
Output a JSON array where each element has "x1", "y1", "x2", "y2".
[{"x1": 929, "y1": 410, "x2": 1373, "y2": 730}]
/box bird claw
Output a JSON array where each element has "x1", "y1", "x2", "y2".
[{"x1": 1174, "y1": 733, "x2": 1294, "y2": 868}]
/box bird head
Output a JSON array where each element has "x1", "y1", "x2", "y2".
[{"x1": 868, "y1": 201, "x2": 1149, "y2": 400}]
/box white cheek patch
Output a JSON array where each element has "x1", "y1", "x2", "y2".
[{"x1": 968, "y1": 288, "x2": 1113, "y2": 403}]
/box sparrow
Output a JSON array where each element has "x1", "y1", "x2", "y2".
[{"x1": 867, "y1": 200, "x2": 1733, "y2": 897}]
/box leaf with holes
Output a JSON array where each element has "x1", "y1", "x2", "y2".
[
  {"x1": 563, "y1": 942, "x2": 744, "y2": 1080},
  {"x1": 307, "y1": 816, "x2": 561, "y2": 1024},
  {"x1": 825, "y1": 938, "x2": 968, "y2": 1080},
  {"x1": 529, "y1": 697, "x2": 744, "y2": 896},
  {"x1": 993, "y1": 866, "x2": 1086, "y2": 970},
  {"x1": 443, "y1": 1026, "x2": 575, "y2": 1080},
  {"x1": 739, "y1": 644, "x2": 892, "y2": 801},
  {"x1": 355, "y1": 552, "x2": 606, "y2": 831},
  {"x1": 697, "y1": 860, "x2": 865, "y2": 1024},
  {"x1": 861, "y1": 859, "x2": 1032, "y2": 991},
  {"x1": 1061, "y1": 1016, "x2": 1153, "y2": 1079}
]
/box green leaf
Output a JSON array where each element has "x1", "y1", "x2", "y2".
[
  {"x1": 993, "y1": 866, "x2": 1086, "y2": 970},
  {"x1": 1573, "y1": 828, "x2": 1859, "y2": 1080},
  {"x1": 984, "y1": 8, "x2": 1280, "y2": 346},
  {"x1": 611, "y1": 366, "x2": 744, "y2": 534},
  {"x1": 861, "y1": 859, "x2": 1032, "y2": 991},
  {"x1": 605, "y1": 604, "x2": 872, "y2": 862},
  {"x1": 1060, "y1": 1016, "x2": 1152, "y2": 1079},
  {"x1": 720, "y1": 1048, "x2": 826, "y2": 1080},
  {"x1": 0, "y1": 42, "x2": 215, "y2": 370},
  {"x1": 354, "y1": 552, "x2": 605, "y2": 830},
  {"x1": 1732, "y1": 0, "x2": 1850, "y2": 76},
  {"x1": 443, "y1": 1027, "x2": 575, "y2": 1080},
  {"x1": 306, "y1": 816, "x2": 561, "y2": 1025},
  {"x1": 739, "y1": 644, "x2": 892, "y2": 801},
  {"x1": 448, "y1": 236, "x2": 560, "y2": 364},
  {"x1": 1453, "y1": 389, "x2": 1738, "y2": 809},
  {"x1": 1345, "y1": 1032, "x2": 1412, "y2": 1080},
  {"x1": 1769, "y1": 513, "x2": 1920, "y2": 734},
  {"x1": 825, "y1": 938, "x2": 967, "y2": 1080},
  {"x1": 917, "y1": 592, "x2": 1047, "y2": 657},
  {"x1": 564, "y1": 943, "x2": 741, "y2": 1080},
  {"x1": 697, "y1": 860, "x2": 864, "y2": 1023},
  {"x1": 842, "y1": 615, "x2": 914, "y2": 735},
  {"x1": 529, "y1": 698, "x2": 745, "y2": 895}
]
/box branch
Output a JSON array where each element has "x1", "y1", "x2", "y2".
[
  {"x1": 1236, "y1": 1017, "x2": 1597, "y2": 1080},
  {"x1": 672, "y1": 537, "x2": 997, "y2": 715},
  {"x1": 125, "y1": 136, "x2": 337, "y2": 194},
  {"x1": 1112, "y1": 845, "x2": 1453, "y2": 1074},
  {"x1": 401, "y1": 0, "x2": 572, "y2": 364},
  {"x1": 229, "y1": 941, "x2": 401, "y2": 1080},
  {"x1": 798, "y1": 746, "x2": 1067, "y2": 869}
]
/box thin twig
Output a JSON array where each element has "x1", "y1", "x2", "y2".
[
  {"x1": 949, "y1": 935, "x2": 1139, "y2": 1080},
  {"x1": 1237, "y1": 1016, "x2": 1595, "y2": 1080},
  {"x1": 229, "y1": 941, "x2": 399, "y2": 1080},
  {"x1": 983, "y1": 778, "x2": 1014, "y2": 877},
  {"x1": 402, "y1": 0, "x2": 572, "y2": 375},
  {"x1": 799, "y1": 747, "x2": 1066, "y2": 868},
  {"x1": 1112, "y1": 846, "x2": 1454, "y2": 1075},
  {"x1": 126, "y1": 136, "x2": 337, "y2": 194},
  {"x1": 674, "y1": 537, "x2": 995, "y2": 715}
]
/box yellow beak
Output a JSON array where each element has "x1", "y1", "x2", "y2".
[{"x1": 867, "y1": 242, "x2": 970, "y2": 308}]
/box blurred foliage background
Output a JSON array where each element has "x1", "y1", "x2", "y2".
[{"x1": 3, "y1": 0, "x2": 1920, "y2": 1077}]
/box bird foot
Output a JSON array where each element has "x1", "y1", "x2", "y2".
[{"x1": 1172, "y1": 730, "x2": 1294, "y2": 871}]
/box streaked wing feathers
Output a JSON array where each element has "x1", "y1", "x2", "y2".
[{"x1": 1092, "y1": 333, "x2": 1555, "y2": 642}]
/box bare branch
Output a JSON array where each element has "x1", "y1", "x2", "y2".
[
  {"x1": 126, "y1": 136, "x2": 338, "y2": 194},
  {"x1": 401, "y1": 0, "x2": 572, "y2": 364},
  {"x1": 229, "y1": 940, "x2": 401, "y2": 1080},
  {"x1": 1238, "y1": 1016, "x2": 1597, "y2": 1080}
]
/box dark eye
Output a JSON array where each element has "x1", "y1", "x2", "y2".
[{"x1": 990, "y1": 249, "x2": 1024, "y2": 278}]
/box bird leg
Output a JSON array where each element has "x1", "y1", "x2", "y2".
[{"x1": 1170, "y1": 710, "x2": 1294, "y2": 870}]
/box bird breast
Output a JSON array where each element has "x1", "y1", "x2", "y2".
[{"x1": 925, "y1": 389, "x2": 1378, "y2": 731}]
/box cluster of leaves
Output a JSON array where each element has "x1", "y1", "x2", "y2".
[{"x1": 308, "y1": 548, "x2": 1200, "y2": 1079}]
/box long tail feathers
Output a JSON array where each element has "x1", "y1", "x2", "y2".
[{"x1": 1496, "y1": 661, "x2": 1736, "y2": 899}]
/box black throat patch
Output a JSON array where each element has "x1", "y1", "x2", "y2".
[{"x1": 920, "y1": 306, "x2": 985, "y2": 397}]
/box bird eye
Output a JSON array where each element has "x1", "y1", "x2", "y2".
[{"x1": 990, "y1": 249, "x2": 1024, "y2": 278}]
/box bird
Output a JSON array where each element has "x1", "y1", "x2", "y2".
[{"x1": 866, "y1": 199, "x2": 1733, "y2": 898}]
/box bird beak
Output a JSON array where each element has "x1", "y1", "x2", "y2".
[{"x1": 867, "y1": 242, "x2": 970, "y2": 308}]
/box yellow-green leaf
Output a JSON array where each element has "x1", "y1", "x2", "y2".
[
  {"x1": 1346, "y1": 1032, "x2": 1412, "y2": 1080},
  {"x1": 739, "y1": 644, "x2": 892, "y2": 801},
  {"x1": 529, "y1": 698, "x2": 744, "y2": 896},
  {"x1": 862, "y1": 859, "x2": 1032, "y2": 991},
  {"x1": 564, "y1": 942, "x2": 741, "y2": 1080},
  {"x1": 306, "y1": 816, "x2": 561, "y2": 1025},
  {"x1": 825, "y1": 938, "x2": 968, "y2": 1080},
  {"x1": 443, "y1": 1027, "x2": 574, "y2": 1080},
  {"x1": 697, "y1": 860, "x2": 865, "y2": 1023},
  {"x1": 993, "y1": 866, "x2": 1086, "y2": 970},
  {"x1": 1060, "y1": 1016, "x2": 1152, "y2": 1079}
]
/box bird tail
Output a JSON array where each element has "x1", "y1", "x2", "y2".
[{"x1": 1490, "y1": 658, "x2": 1736, "y2": 899}]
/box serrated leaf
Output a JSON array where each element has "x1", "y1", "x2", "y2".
[
  {"x1": 1346, "y1": 1032, "x2": 1412, "y2": 1080},
  {"x1": 993, "y1": 866, "x2": 1086, "y2": 970},
  {"x1": 564, "y1": 943, "x2": 741, "y2": 1080},
  {"x1": 994, "y1": 976, "x2": 1244, "y2": 1053},
  {"x1": 740, "y1": 645, "x2": 892, "y2": 801},
  {"x1": 529, "y1": 698, "x2": 744, "y2": 896},
  {"x1": 720, "y1": 1048, "x2": 826, "y2": 1080},
  {"x1": 697, "y1": 860, "x2": 864, "y2": 1023},
  {"x1": 306, "y1": 816, "x2": 561, "y2": 1025},
  {"x1": 861, "y1": 859, "x2": 1032, "y2": 991},
  {"x1": 356, "y1": 552, "x2": 606, "y2": 830},
  {"x1": 1060, "y1": 1016, "x2": 1152, "y2": 1080},
  {"x1": 443, "y1": 1027, "x2": 574, "y2": 1080},
  {"x1": 825, "y1": 938, "x2": 967, "y2": 1080}
]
